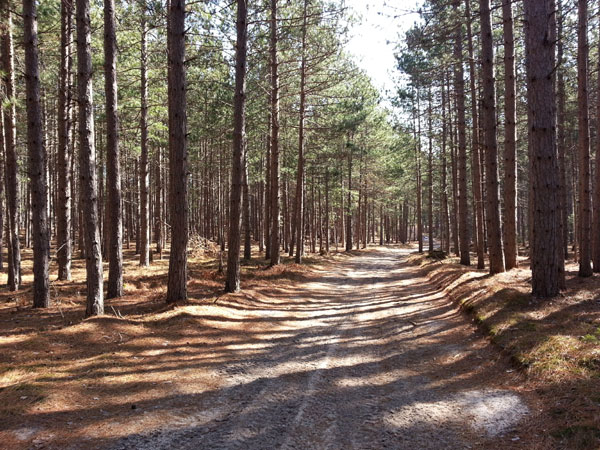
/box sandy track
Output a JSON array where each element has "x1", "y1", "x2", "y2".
[{"x1": 107, "y1": 248, "x2": 531, "y2": 449}]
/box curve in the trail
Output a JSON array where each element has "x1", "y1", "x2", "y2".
[{"x1": 106, "y1": 248, "x2": 530, "y2": 450}]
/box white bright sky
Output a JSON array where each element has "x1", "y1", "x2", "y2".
[{"x1": 345, "y1": 0, "x2": 422, "y2": 101}]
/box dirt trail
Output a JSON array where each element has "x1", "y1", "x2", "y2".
[{"x1": 105, "y1": 247, "x2": 533, "y2": 450}]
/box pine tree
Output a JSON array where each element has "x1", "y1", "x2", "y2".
[
  {"x1": 76, "y1": 0, "x2": 104, "y2": 315},
  {"x1": 23, "y1": 0, "x2": 50, "y2": 307}
]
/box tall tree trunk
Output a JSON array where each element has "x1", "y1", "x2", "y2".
[
  {"x1": 269, "y1": 0, "x2": 281, "y2": 266},
  {"x1": 242, "y1": 150, "x2": 251, "y2": 260},
  {"x1": 427, "y1": 89, "x2": 434, "y2": 253},
  {"x1": 166, "y1": 0, "x2": 189, "y2": 301},
  {"x1": 346, "y1": 150, "x2": 353, "y2": 251},
  {"x1": 294, "y1": 0, "x2": 308, "y2": 263},
  {"x1": 524, "y1": 0, "x2": 564, "y2": 297},
  {"x1": 577, "y1": 0, "x2": 592, "y2": 276},
  {"x1": 466, "y1": 0, "x2": 485, "y2": 269},
  {"x1": 593, "y1": 0, "x2": 600, "y2": 272},
  {"x1": 24, "y1": 0, "x2": 50, "y2": 307},
  {"x1": 447, "y1": 75, "x2": 460, "y2": 256},
  {"x1": 264, "y1": 123, "x2": 271, "y2": 260},
  {"x1": 104, "y1": 0, "x2": 123, "y2": 298},
  {"x1": 502, "y1": 0, "x2": 518, "y2": 270},
  {"x1": 0, "y1": 117, "x2": 4, "y2": 271},
  {"x1": 2, "y1": 1, "x2": 20, "y2": 290},
  {"x1": 77, "y1": 0, "x2": 104, "y2": 315},
  {"x1": 225, "y1": 0, "x2": 247, "y2": 292},
  {"x1": 139, "y1": 10, "x2": 150, "y2": 267},
  {"x1": 415, "y1": 91, "x2": 423, "y2": 253},
  {"x1": 155, "y1": 146, "x2": 163, "y2": 259},
  {"x1": 441, "y1": 79, "x2": 450, "y2": 254},
  {"x1": 480, "y1": 0, "x2": 505, "y2": 274},
  {"x1": 57, "y1": 0, "x2": 73, "y2": 281},
  {"x1": 557, "y1": 0, "x2": 568, "y2": 260},
  {"x1": 454, "y1": 2, "x2": 470, "y2": 266},
  {"x1": 325, "y1": 169, "x2": 330, "y2": 253}
]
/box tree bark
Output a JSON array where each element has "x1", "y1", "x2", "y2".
[
  {"x1": 415, "y1": 91, "x2": 423, "y2": 253},
  {"x1": 577, "y1": 0, "x2": 592, "y2": 276},
  {"x1": 139, "y1": 10, "x2": 150, "y2": 267},
  {"x1": 24, "y1": 0, "x2": 50, "y2": 307},
  {"x1": 593, "y1": 0, "x2": 600, "y2": 272},
  {"x1": 155, "y1": 147, "x2": 163, "y2": 259},
  {"x1": 441, "y1": 79, "x2": 450, "y2": 254},
  {"x1": 76, "y1": 0, "x2": 104, "y2": 315},
  {"x1": 346, "y1": 150, "x2": 353, "y2": 251},
  {"x1": 294, "y1": 0, "x2": 308, "y2": 263},
  {"x1": 225, "y1": 0, "x2": 247, "y2": 292},
  {"x1": 524, "y1": 0, "x2": 564, "y2": 297},
  {"x1": 269, "y1": 0, "x2": 281, "y2": 266},
  {"x1": 242, "y1": 150, "x2": 251, "y2": 260},
  {"x1": 2, "y1": 1, "x2": 21, "y2": 290},
  {"x1": 0, "y1": 116, "x2": 4, "y2": 272},
  {"x1": 166, "y1": 0, "x2": 189, "y2": 301},
  {"x1": 264, "y1": 123, "x2": 271, "y2": 260},
  {"x1": 104, "y1": 0, "x2": 123, "y2": 298},
  {"x1": 454, "y1": 1, "x2": 470, "y2": 266},
  {"x1": 480, "y1": 0, "x2": 505, "y2": 274},
  {"x1": 502, "y1": 0, "x2": 518, "y2": 270},
  {"x1": 556, "y1": 0, "x2": 568, "y2": 260},
  {"x1": 466, "y1": 0, "x2": 485, "y2": 269},
  {"x1": 57, "y1": 0, "x2": 73, "y2": 281},
  {"x1": 427, "y1": 89, "x2": 434, "y2": 253}
]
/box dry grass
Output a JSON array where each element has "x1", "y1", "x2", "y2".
[{"x1": 409, "y1": 250, "x2": 600, "y2": 449}]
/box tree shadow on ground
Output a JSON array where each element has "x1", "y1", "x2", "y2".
[{"x1": 0, "y1": 247, "x2": 551, "y2": 449}]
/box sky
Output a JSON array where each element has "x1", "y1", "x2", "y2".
[{"x1": 344, "y1": 0, "x2": 422, "y2": 100}]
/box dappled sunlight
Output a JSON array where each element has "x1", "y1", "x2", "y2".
[{"x1": 0, "y1": 246, "x2": 539, "y2": 449}]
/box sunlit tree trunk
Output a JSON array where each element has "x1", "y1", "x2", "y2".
[
  {"x1": 466, "y1": 0, "x2": 485, "y2": 269},
  {"x1": 502, "y1": 0, "x2": 518, "y2": 270},
  {"x1": 225, "y1": 0, "x2": 247, "y2": 292},
  {"x1": 57, "y1": 0, "x2": 73, "y2": 281},
  {"x1": 139, "y1": 10, "x2": 150, "y2": 267},
  {"x1": 295, "y1": 0, "x2": 308, "y2": 263},
  {"x1": 454, "y1": 0, "x2": 470, "y2": 266},
  {"x1": 593, "y1": 0, "x2": 600, "y2": 272},
  {"x1": 77, "y1": 0, "x2": 104, "y2": 315},
  {"x1": 166, "y1": 0, "x2": 189, "y2": 301},
  {"x1": 104, "y1": 0, "x2": 123, "y2": 298},
  {"x1": 480, "y1": 0, "x2": 505, "y2": 274},
  {"x1": 2, "y1": 1, "x2": 20, "y2": 290},
  {"x1": 427, "y1": 89, "x2": 434, "y2": 253},
  {"x1": 24, "y1": 0, "x2": 50, "y2": 307}
]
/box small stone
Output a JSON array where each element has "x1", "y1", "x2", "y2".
[{"x1": 131, "y1": 404, "x2": 137, "y2": 410}]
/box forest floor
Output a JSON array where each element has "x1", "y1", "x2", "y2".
[
  {"x1": 0, "y1": 244, "x2": 585, "y2": 449},
  {"x1": 408, "y1": 251, "x2": 600, "y2": 449}
]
